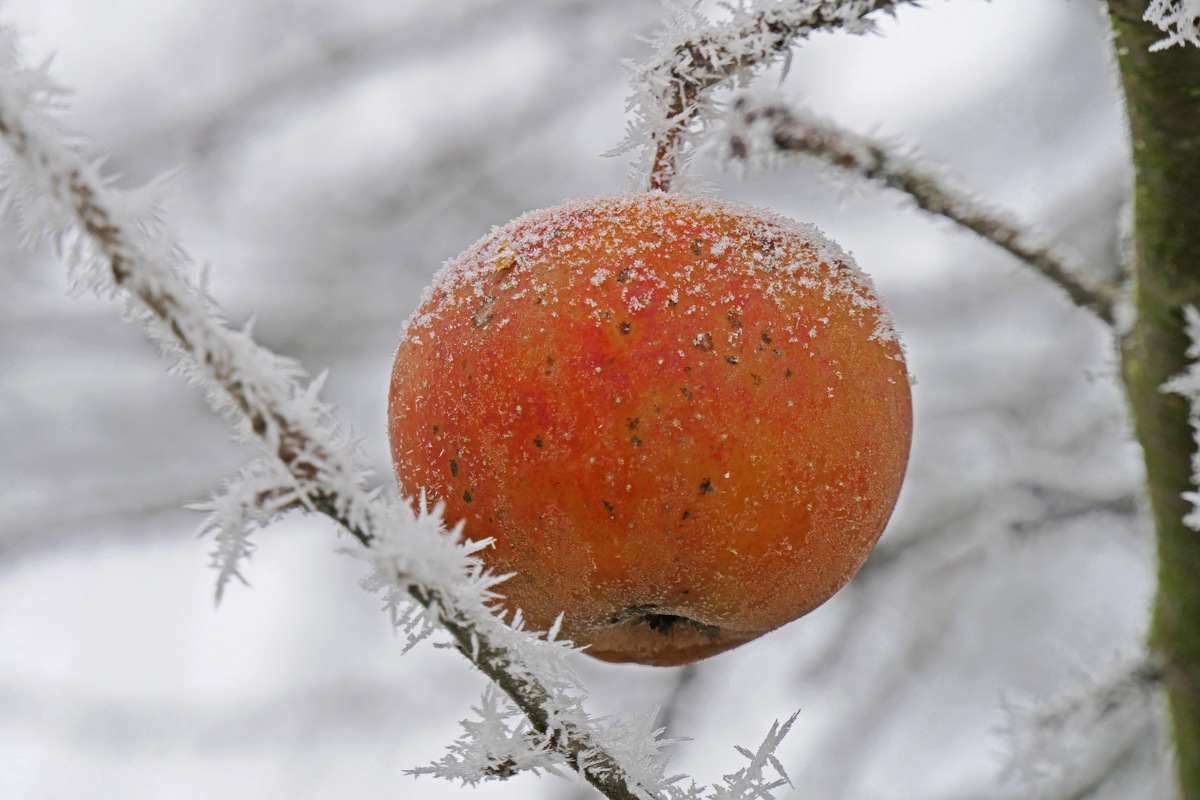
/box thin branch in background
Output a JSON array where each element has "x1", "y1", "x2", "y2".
[
  {"x1": 654, "y1": 664, "x2": 701, "y2": 741},
  {"x1": 715, "y1": 95, "x2": 1124, "y2": 326},
  {"x1": 118, "y1": 0, "x2": 626, "y2": 174},
  {"x1": 617, "y1": 0, "x2": 919, "y2": 192},
  {"x1": 999, "y1": 656, "x2": 1168, "y2": 799}
]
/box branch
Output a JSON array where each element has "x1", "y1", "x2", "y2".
[
  {"x1": 617, "y1": 0, "x2": 920, "y2": 192},
  {"x1": 0, "y1": 30, "x2": 677, "y2": 800},
  {"x1": 715, "y1": 95, "x2": 1123, "y2": 325},
  {"x1": 1108, "y1": 3, "x2": 1200, "y2": 795},
  {"x1": 1000, "y1": 656, "x2": 1167, "y2": 800}
]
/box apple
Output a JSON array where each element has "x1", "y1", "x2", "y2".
[{"x1": 388, "y1": 192, "x2": 912, "y2": 665}]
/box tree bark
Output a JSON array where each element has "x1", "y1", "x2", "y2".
[{"x1": 1107, "y1": 3, "x2": 1200, "y2": 797}]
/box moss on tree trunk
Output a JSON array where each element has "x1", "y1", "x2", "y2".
[{"x1": 1107, "y1": 2, "x2": 1200, "y2": 796}]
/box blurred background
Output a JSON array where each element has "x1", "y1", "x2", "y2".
[{"x1": 0, "y1": 0, "x2": 1165, "y2": 798}]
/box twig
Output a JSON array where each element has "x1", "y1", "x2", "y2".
[
  {"x1": 718, "y1": 95, "x2": 1123, "y2": 325},
  {"x1": 620, "y1": 0, "x2": 919, "y2": 192}
]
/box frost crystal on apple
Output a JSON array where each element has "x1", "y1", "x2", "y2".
[{"x1": 1144, "y1": 0, "x2": 1200, "y2": 50}]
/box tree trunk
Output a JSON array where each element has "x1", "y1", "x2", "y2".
[{"x1": 1107, "y1": 3, "x2": 1200, "y2": 797}]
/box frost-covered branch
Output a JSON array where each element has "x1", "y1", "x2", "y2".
[
  {"x1": 1144, "y1": 0, "x2": 1200, "y2": 50},
  {"x1": 715, "y1": 95, "x2": 1123, "y2": 325},
  {"x1": 618, "y1": 0, "x2": 919, "y2": 192},
  {"x1": 1161, "y1": 304, "x2": 1200, "y2": 531},
  {"x1": 0, "y1": 24, "x2": 798, "y2": 800},
  {"x1": 0, "y1": 49, "x2": 377, "y2": 552}
]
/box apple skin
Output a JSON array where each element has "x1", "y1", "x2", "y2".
[{"x1": 388, "y1": 192, "x2": 912, "y2": 666}]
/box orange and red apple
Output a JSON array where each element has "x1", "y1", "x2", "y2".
[{"x1": 388, "y1": 192, "x2": 912, "y2": 665}]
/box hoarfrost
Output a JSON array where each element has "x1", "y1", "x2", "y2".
[
  {"x1": 1160, "y1": 304, "x2": 1200, "y2": 531},
  {"x1": 1144, "y1": 0, "x2": 1200, "y2": 50}
]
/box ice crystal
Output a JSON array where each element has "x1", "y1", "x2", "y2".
[
  {"x1": 410, "y1": 686, "x2": 565, "y2": 785},
  {"x1": 1144, "y1": 0, "x2": 1200, "y2": 50},
  {"x1": 1161, "y1": 304, "x2": 1200, "y2": 531}
]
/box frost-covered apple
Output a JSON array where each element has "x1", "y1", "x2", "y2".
[{"x1": 388, "y1": 192, "x2": 912, "y2": 666}]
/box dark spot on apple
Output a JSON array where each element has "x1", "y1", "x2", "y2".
[
  {"x1": 751, "y1": 373, "x2": 762, "y2": 386},
  {"x1": 603, "y1": 500, "x2": 615, "y2": 517},
  {"x1": 785, "y1": 368, "x2": 793, "y2": 378},
  {"x1": 631, "y1": 436, "x2": 642, "y2": 447},
  {"x1": 627, "y1": 417, "x2": 640, "y2": 430},
  {"x1": 699, "y1": 478, "x2": 714, "y2": 495},
  {"x1": 472, "y1": 297, "x2": 496, "y2": 328},
  {"x1": 533, "y1": 435, "x2": 544, "y2": 448},
  {"x1": 463, "y1": 490, "x2": 473, "y2": 503},
  {"x1": 644, "y1": 612, "x2": 721, "y2": 639},
  {"x1": 681, "y1": 510, "x2": 691, "y2": 520},
  {"x1": 609, "y1": 603, "x2": 658, "y2": 624},
  {"x1": 449, "y1": 458, "x2": 458, "y2": 477},
  {"x1": 694, "y1": 331, "x2": 714, "y2": 351},
  {"x1": 762, "y1": 332, "x2": 772, "y2": 344},
  {"x1": 616, "y1": 268, "x2": 629, "y2": 283},
  {"x1": 727, "y1": 309, "x2": 743, "y2": 328},
  {"x1": 619, "y1": 321, "x2": 631, "y2": 335},
  {"x1": 608, "y1": 604, "x2": 720, "y2": 639},
  {"x1": 726, "y1": 355, "x2": 739, "y2": 365}
]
